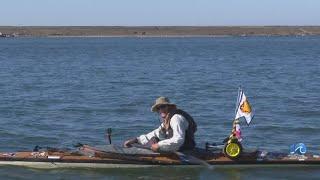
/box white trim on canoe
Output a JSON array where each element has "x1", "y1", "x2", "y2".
[
  {"x1": 0, "y1": 161, "x2": 320, "y2": 169},
  {"x1": 0, "y1": 161, "x2": 160, "y2": 169}
]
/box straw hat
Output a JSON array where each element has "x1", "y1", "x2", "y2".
[{"x1": 151, "y1": 97, "x2": 176, "y2": 112}]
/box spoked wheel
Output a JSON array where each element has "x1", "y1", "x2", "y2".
[{"x1": 224, "y1": 141, "x2": 242, "y2": 159}]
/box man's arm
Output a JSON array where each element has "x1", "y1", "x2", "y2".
[
  {"x1": 136, "y1": 125, "x2": 163, "y2": 145},
  {"x1": 157, "y1": 114, "x2": 189, "y2": 152},
  {"x1": 124, "y1": 125, "x2": 165, "y2": 148}
]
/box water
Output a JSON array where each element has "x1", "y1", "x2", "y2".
[{"x1": 0, "y1": 36, "x2": 319, "y2": 179}]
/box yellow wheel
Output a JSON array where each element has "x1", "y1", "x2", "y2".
[{"x1": 224, "y1": 142, "x2": 242, "y2": 159}]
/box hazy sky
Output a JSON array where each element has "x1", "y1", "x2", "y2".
[{"x1": 0, "y1": 0, "x2": 319, "y2": 26}]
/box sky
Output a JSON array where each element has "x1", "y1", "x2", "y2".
[{"x1": 0, "y1": 0, "x2": 319, "y2": 26}]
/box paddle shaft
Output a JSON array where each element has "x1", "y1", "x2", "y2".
[
  {"x1": 174, "y1": 151, "x2": 212, "y2": 168},
  {"x1": 132, "y1": 144, "x2": 212, "y2": 167}
]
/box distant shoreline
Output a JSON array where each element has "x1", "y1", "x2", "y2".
[{"x1": 1, "y1": 26, "x2": 320, "y2": 37}]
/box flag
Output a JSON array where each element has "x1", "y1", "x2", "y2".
[{"x1": 235, "y1": 89, "x2": 254, "y2": 125}]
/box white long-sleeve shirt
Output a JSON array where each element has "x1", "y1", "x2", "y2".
[{"x1": 137, "y1": 114, "x2": 189, "y2": 152}]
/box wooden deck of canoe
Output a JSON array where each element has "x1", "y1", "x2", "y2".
[{"x1": 0, "y1": 145, "x2": 320, "y2": 169}]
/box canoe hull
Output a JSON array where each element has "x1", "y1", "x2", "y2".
[
  {"x1": 0, "y1": 161, "x2": 320, "y2": 169},
  {"x1": 0, "y1": 145, "x2": 319, "y2": 169}
]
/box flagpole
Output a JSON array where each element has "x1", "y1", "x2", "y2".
[
  {"x1": 235, "y1": 87, "x2": 240, "y2": 116},
  {"x1": 235, "y1": 86, "x2": 243, "y2": 118}
]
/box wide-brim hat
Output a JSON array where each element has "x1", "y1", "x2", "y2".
[{"x1": 151, "y1": 96, "x2": 176, "y2": 112}]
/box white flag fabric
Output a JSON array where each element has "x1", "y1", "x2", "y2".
[{"x1": 235, "y1": 91, "x2": 254, "y2": 125}]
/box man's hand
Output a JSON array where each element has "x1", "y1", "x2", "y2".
[
  {"x1": 151, "y1": 143, "x2": 160, "y2": 152},
  {"x1": 123, "y1": 138, "x2": 138, "y2": 148}
]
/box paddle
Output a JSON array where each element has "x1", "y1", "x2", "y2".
[
  {"x1": 132, "y1": 143, "x2": 213, "y2": 168},
  {"x1": 174, "y1": 151, "x2": 212, "y2": 168}
]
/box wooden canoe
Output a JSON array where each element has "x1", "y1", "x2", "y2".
[{"x1": 0, "y1": 145, "x2": 319, "y2": 169}]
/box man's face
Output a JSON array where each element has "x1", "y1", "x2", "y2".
[{"x1": 157, "y1": 105, "x2": 169, "y2": 119}]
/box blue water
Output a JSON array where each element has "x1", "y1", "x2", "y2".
[{"x1": 0, "y1": 36, "x2": 319, "y2": 179}]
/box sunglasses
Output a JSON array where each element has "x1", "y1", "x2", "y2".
[{"x1": 157, "y1": 105, "x2": 168, "y2": 110}]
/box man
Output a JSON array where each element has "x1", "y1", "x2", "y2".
[{"x1": 123, "y1": 97, "x2": 197, "y2": 152}]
